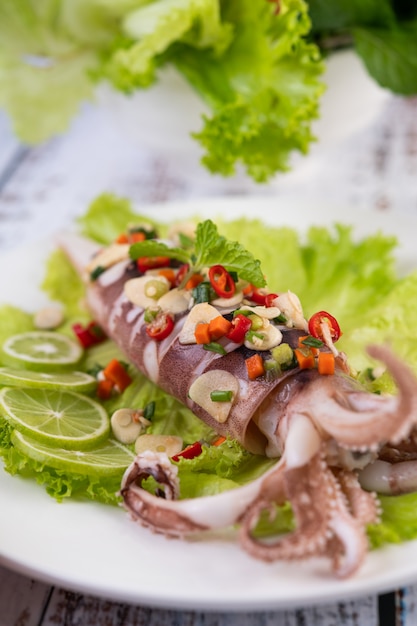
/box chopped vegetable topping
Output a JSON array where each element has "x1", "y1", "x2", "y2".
[
  {"x1": 226, "y1": 314, "x2": 252, "y2": 343},
  {"x1": 137, "y1": 256, "x2": 171, "y2": 273},
  {"x1": 210, "y1": 390, "x2": 234, "y2": 402},
  {"x1": 294, "y1": 348, "x2": 316, "y2": 370},
  {"x1": 145, "y1": 312, "x2": 174, "y2": 341},
  {"x1": 308, "y1": 311, "x2": 341, "y2": 343},
  {"x1": 203, "y1": 342, "x2": 227, "y2": 355},
  {"x1": 208, "y1": 265, "x2": 236, "y2": 299},
  {"x1": 103, "y1": 359, "x2": 132, "y2": 392},
  {"x1": 194, "y1": 323, "x2": 211, "y2": 345},
  {"x1": 245, "y1": 353, "x2": 265, "y2": 380},
  {"x1": 72, "y1": 321, "x2": 106, "y2": 348},
  {"x1": 208, "y1": 316, "x2": 232, "y2": 341},
  {"x1": 172, "y1": 441, "x2": 203, "y2": 462},
  {"x1": 90, "y1": 265, "x2": 106, "y2": 281},
  {"x1": 318, "y1": 352, "x2": 336, "y2": 376}
]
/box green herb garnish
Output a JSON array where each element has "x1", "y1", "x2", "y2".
[{"x1": 130, "y1": 220, "x2": 265, "y2": 288}]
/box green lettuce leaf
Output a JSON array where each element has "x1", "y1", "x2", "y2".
[
  {"x1": 175, "y1": 0, "x2": 324, "y2": 181},
  {"x1": 368, "y1": 492, "x2": 417, "y2": 548},
  {"x1": 0, "y1": 0, "x2": 323, "y2": 181},
  {"x1": 77, "y1": 192, "x2": 156, "y2": 244}
]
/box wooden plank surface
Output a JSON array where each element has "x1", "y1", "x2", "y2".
[{"x1": 0, "y1": 93, "x2": 417, "y2": 625}]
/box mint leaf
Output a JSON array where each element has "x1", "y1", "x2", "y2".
[
  {"x1": 129, "y1": 240, "x2": 190, "y2": 264},
  {"x1": 354, "y1": 22, "x2": 417, "y2": 94},
  {"x1": 194, "y1": 220, "x2": 266, "y2": 286},
  {"x1": 129, "y1": 219, "x2": 265, "y2": 287}
]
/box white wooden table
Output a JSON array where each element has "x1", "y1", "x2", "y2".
[{"x1": 1, "y1": 89, "x2": 417, "y2": 625}]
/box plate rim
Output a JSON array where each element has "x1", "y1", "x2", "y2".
[{"x1": 1, "y1": 195, "x2": 417, "y2": 610}]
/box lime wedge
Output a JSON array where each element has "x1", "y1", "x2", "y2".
[
  {"x1": 0, "y1": 387, "x2": 109, "y2": 449},
  {"x1": 2, "y1": 331, "x2": 82, "y2": 370},
  {"x1": 0, "y1": 367, "x2": 97, "y2": 392},
  {"x1": 11, "y1": 430, "x2": 135, "y2": 477}
]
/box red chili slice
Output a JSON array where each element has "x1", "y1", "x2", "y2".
[
  {"x1": 145, "y1": 312, "x2": 174, "y2": 341},
  {"x1": 172, "y1": 441, "x2": 203, "y2": 462},
  {"x1": 175, "y1": 263, "x2": 190, "y2": 287},
  {"x1": 225, "y1": 313, "x2": 252, "y2": 343},
  {"x1": 264, "y1": 293, "x2": 279, "y2": 307},
  {"x1": 249, "y1": 289, "x2": 268, "y2": 305},
  {"x1": 208, "y1": 265, "x2": 236, "y2": 299},
  {"x1": 72, "y1": 321, "x2": 106, "y2": 348},
  {"x1": 137, "y1": 256, "x2": 171, "y2": 273},
  {"x1": 308, "y1": 311, "x2": 341, "y2": 343}
]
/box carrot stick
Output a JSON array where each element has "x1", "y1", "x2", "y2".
[
  {"x1": 97, "y1": 378, "x2": 114, "y2": 400},
  {"x1": 158, "y1": 268, "x2": 176, "y2": 285},
  {"x1": 208, "y1": 315, "x2": 232, "y2": 340},
  {"x1": 185, "y1": 274, "x2": 204, "y2": 290},
  {"x1": 298, "y1": 336, "x2": 319, "y2": 356},
  {"x1": 294, "y1": 348, "x2": 315, "y2": 370},
  {"x1": 194, "y1": 323, "x2": 211, "y2": 345},
  {"x1": 245, "y1": 353, "x2": 265, "y2": 380},
  {"x1": 103, "y1": 359, "x2": 132, "y2": 392},
  {"x1": 129, "y1": 232, "x2": 146, "y2": 243},
  {"x1": 318, "y1": 352, "x2": 335, "y2": 375}
]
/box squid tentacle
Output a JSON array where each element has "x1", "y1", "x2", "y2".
[
  {"x1": 288, "y1": 345, "x2": 417, "y2": 450},
  {"x1": 120, "y1": 450, "x2": 286, "y2": 537}
]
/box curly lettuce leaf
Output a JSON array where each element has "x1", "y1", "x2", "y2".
[
  {"x1": 0, "y1": 0, "x2": 104, "y2": 143},
  {"x1": 369, "y1": 492, "x2": 417, "y2": 548},
  {"x1": 100, "y1": 0, "x2": 233, "y2": 91},
  {"x1": 175, "y1": 0, "x2": 324, "y2": 181},
  {"x1": 0, "y1": 0, "x2": 323, "y2": 181},
  {"x1": 77, "y1": 192, "x2": 155, "y2": 244}
]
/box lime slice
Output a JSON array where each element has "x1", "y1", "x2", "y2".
[
  {"x1": 2, "y1": 331, "x2": 82, "y2": 370},
  {"x1": 11, "y1": 430, "x2": 135, "y2": 477},
  {"x1": 0, "y1": 387, "x2": 109, "y2": 449},
  {"x1": 0, "y1": 367, "x2": 97, "y2": 392}
]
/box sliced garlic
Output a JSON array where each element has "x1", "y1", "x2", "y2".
[
  {"x1": 244, "y1": 321, "x2": 283, "y2": 351},
  {"x1": 86, "y1": 244, "x2": 130, "y2": 276},
  {"x1": 188, "y1": 370, "x2": 239, "y2": 423},
  {"x1": 124, "y1": 275, "x2": 170, "y2": 309},
  {"x1": 134, "y1": 434, "x2": 183, "y2": 456},
  {"x1": 179, "y1": 302, "x2": 219, "y2": 344},
  {"x1": 275, "y1": 291, "x2": 308, "y2": 331},
  {"x1": 157, "y1": 287, "x2": 192, "y2": 314},
  {"x1": 111, "y1": 408, "x2": 149, "y2": 444},
  {"x1": 238, "y1": 305, "x2": 281, "y2": 320},
  {"x1": 34, "y1": 306, "x2": 64, "y2": 330}
]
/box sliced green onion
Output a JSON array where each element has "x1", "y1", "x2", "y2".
[
  {"x1": 247, "y1": 314, "x2": 263, "y2": 331},
  {"x1": 245, "y1": 330, "x2": 265, "y2": 343},
  {"x1": 129, "y1": 225, "x2": 157, "y2": 239},
  {"x1": 203, "y1": 342, "x2": 227, "y2": 355},
  {"x1": 233, "y1": 309, "x2": 252, "y2": 317},
  {"x1": 90, "y1": 265, "x2": 106, "y2": 281},
  {"x1": 87, "y1": 363, "x2": 104, "y2": 378},
  {"x1": 271, "y1": 343, "x2": 295, "y2": 368},
  {"x1": 273, "y1": 313, "x2": 288, "y2": 324},
  {"x1": 144, "y1": 279, "x2": 169, "y2": 299},
  {"x1": 301, "y1": 335, "x2": 324, "y2": 348},
  {"x1": 193, "y1": 282, "x2": 213, "y2": 304},
  {"x1": 144, "y1": 307, "x2": 160, "y2": 323},
  {"x1": 143, "y1": 401, "x2": 156, "y2": 420},
  {"x1": 210, "y1": 390, "x2": 233, "y2": 402}
]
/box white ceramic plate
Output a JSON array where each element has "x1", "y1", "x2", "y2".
[{"x1": 1, "y1": 197, "x2": 417, "y2": 611}]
